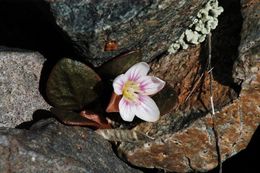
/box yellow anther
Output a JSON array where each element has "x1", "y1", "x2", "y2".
[{"x1": 122, "y1": 81, "x2": 140, "y2": 101}]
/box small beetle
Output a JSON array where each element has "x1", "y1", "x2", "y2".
[{"x1": 104, "y1": 40, "x2": 118, "y2": 51}]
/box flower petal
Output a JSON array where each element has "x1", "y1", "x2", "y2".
[
  {"x1": 134, "y1": 95, "x2": 160, "y2": 122},
  {"x1": 113, "y1": 74, "x2": 127, "y2": 95},
  {"x1": 139, "y1": 76, "x2": 166, "y2": 95},
  {"x1": 119, "y1": 98, "x2": 136, "y2": 122},
  {"x1": 125, "y1": 62, "x2": 150, "y2": 81}
]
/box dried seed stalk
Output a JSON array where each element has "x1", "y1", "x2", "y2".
[{"x1": 208, "y1": 32, "x2": 222, "y2": 173}]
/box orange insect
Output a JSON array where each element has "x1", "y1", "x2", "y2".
[{"x1": 104, "y1": 40, "x2": 118, "y2": 51}]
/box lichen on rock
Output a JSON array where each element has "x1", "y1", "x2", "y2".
[{"x1": 168, "y1": 0, "x2": 224, "y2": 54}]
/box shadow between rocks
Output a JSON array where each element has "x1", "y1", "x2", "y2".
[
  {"x1": 0, "y1": 0, "x2": 78, "y2": 102},
  {"x1": 0, "y1": 0, "x2": 75, "y2": 60},
  {"x1": 199, "y1": 0, "x2": 242, "y2": 93},
  {"x1": 16, "y1": 109, "x2": 54, "y2": 130}
]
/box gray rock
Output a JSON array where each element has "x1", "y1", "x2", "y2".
[
  {"x1": 46, "y1": 0, "x2": 207, "y2": 66},
  {"x1": 0, "y1": 51, "x2": 50, "y2": 128},
  {"x1": 0, "y1": 118, "x2": 141, "y2": 173}
]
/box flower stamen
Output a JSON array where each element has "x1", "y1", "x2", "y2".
[{"x1": 122, "y1": 81, "x2": 140, "y2": 102}]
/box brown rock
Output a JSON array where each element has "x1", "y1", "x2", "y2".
[
  {"x1": 150, "y1": 45, "x2": 236, "y2": 112},
  {"x1": 102, "y1": 0, "x2": 260, "y2": 172},
  {"x1": 117, "y1": 65, "x2": 259, "y2": 172}
]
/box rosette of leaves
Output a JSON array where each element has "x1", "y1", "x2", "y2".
[{"x1": 46, "y1": 51, "x2": 177, "y2": 129}]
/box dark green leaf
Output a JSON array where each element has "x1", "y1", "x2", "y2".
[
  {"x1": 46, "y1": 58, "x2": 102, "y2": 111},
  {"x1": 98, "y1": 50, "x2": 142, "y2": 78},
  {"x1": 152, "y1": 83, "x2": 178, "y2": 116}
]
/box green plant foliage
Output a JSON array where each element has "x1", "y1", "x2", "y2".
[
  {"x1": 152, "y1": 83, "x2": 177, "y2": 116},
  {"x1": 98, "y1": 50, "x2": 142, "y2": 79},
  {"x1": 46, "y1": 58, "x2": 102, "y2": 111}
]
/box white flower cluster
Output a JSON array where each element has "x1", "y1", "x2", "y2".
[{"x1": 168, "y1": 0, "x2": 224, "y2": 54}]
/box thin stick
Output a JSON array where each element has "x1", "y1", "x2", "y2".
[
  {"x1": 208, "y1": 32, "x2": 222, "y2": 173},
  {"x1": 208, "y1": 32, "x2": 215, "y2": 115},
  {"x1": 184, "y1": 73, "x2": 205, "y2": 102}
]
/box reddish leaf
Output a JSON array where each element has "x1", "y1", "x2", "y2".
[
  {"x1": 80, "y1": 110, "x2": 111, "y2": 129},
  {"x1": 106, "y1": 92, "x2": 121, "y2": 113},
  {"x1": 51, "y1": 108, "x2": 110, "y2": 129}
]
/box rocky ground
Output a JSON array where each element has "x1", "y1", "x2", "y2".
[{"x1": 0, "y1": 0, "x2": 259, "y2": 172}]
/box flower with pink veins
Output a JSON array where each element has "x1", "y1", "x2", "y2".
[{"x1": 113, "y1": 62, "x2": 166, "y2": 122}]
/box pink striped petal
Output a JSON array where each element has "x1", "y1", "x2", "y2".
[
  {"x1": 138, "y1": 76, "x2": 166, "y2": 95},
  {"x1": 134, "y1": 95, "x2": 160, "y2": 122},
  {"x1": 125, "y1": 62, "x2": 150, "y2": 81},
  {"x1": 113, "y1": 74, "x2": 127, "y2": 95},
  {"x1": 119, "y1": 98, "x2": 136, "y2": 122}
]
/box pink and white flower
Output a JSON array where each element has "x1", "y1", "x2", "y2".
[{"x1": 112, "y1": 62, "x2": 165, "y2": 122}]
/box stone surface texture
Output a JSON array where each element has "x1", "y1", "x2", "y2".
[
  {"x1": 118, "y1": 71, "x2": 260, "y2": 172},
  {"x1": 0, "y1": 0, "x2": 258, "y2": 172},
  {"x1": 109, "y1": 0, "x2": 260, "y2": 172},
  {"x1": 0, "y1": 119, "x2": 141, "y2": 173},
  {"x1": 0, "y1": 51, "x2": 50, "y2": 127},
  {"x1": 233, "y1": 0, "x2": 260, "y2": 83},
  {"x1": 46, "y1": 0, "x2": 208, "y2": 66}
]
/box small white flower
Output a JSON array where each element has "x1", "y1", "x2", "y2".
[{"x1": 113, "y1": 62, "x2": 165, "y2": 122}]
